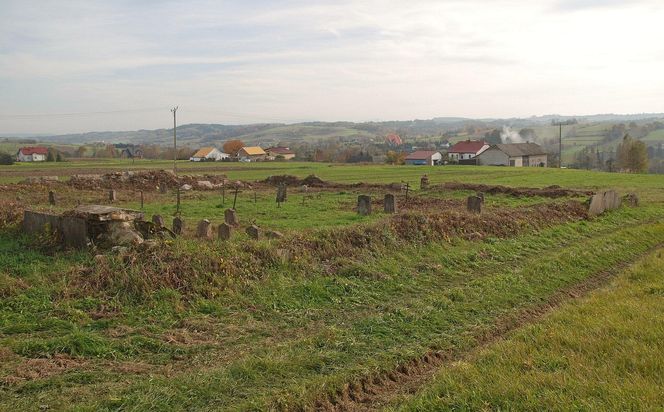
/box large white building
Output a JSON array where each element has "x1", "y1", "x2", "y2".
[{"x1": 16, "y1": 147, "x2": 48, "y2": 162}]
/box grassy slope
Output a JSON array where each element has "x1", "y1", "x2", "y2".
[
  {"x1": 392, "y1": 248, "x2": 664, "y2": 411},
  {"x1": 1, "y1": 165, "x2": 664, "y2": 410}
]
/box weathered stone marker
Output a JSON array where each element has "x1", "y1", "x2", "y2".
[
  {"x1": 384, "y1": 193, "x2": 397, "y2": 213},
  {"x1": 246, "y1": 224, "x2": 260, "y2": 239},
  {"x1": 357, "y1": 195, "x2": 372, "y2": 215},
  {"x1": 420, "y1": 174, "x2": 430, "y2": 190},
  {"x1": 48, "y1": 190, "x2": 56, "y2": 206},
  {"x1": 152, "y1": 214, "x2": 164, "y2": 228},
  {"x1": 196, "y1": 219, "x2": 213, "y2": 239},
  {"x1": 218, "y1": 222, "x2": 232, "y2": 240},
  {"x1": 172, "y1": 216, "x2": 184, "y2": 235},
  {"x1": 467, "y1": 196, "x2": 482, "y2": 214},
  {"x1": 109, "y1": 190, "x2": 117, "y2": 202},
  {"x1": 276, "y1": 184, "x2": 287, "y2": 206},
  {"x1": 224, "y1": 208, "x2": 239, "y2": 226},
  {"x1": 160, "y1": 184, "x2": 168, "y2": 194}
]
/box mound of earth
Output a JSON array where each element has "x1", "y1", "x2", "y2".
[
  {"x1": 438, "y1": 182, "x2": 593, "y2": 198},
  {"x1": 261, "y1": 174, "x2": 329, "y2": 187},
  {"x1": 67, "y1": 170, "x2": 228, "y2": 191}
]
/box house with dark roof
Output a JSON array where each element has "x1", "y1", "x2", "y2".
[
  {"x1": 16, "y1": 146, "x2": 48, "y2": 162},
  {"x1": 405, "y1": 150, "x2": 442, "y2": 166},
  {"x1": 477, "y1": 142, "x2": 548, "y2": 167},
  {"x1": 447, "y1": 140, "x2": 490, "y2": 161},
  {"x1": 265, "y1": 147, "x2": 295, "y2": 160}
]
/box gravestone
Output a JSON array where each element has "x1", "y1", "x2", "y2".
[
  {"x1": 357, "y1": 195, "x2": 372, "y2": 215},
  {"x1": 172, "y1": 216, "x2": 184, "y2": 235},
  {"x1": 218, "y1": 222, "x2": 232, "y2": 240},
  {"x1": 588, "y1": 190, "x2": 621, "y2": 216},
  {"x1": 224, "y1": 208, "x2": 239, "y2": 226},
  {"x1": 152, "y1": 214, "x2": 164, "y2": 228},
  {"x1": 48, "y1": 190, "x2": 56, "y2": 206},
  {"x1": 246, "y1": 224, "x2": 260, "y2": 239},
  {"x1": 467, "y1": 196, "x2": 482, "y2": 214},
  {"x1": 384, "y1": 194, "x2": 397, "y2": 213},
  {"x1": 420, "y1": 174, "x2": 430, "y2": 190},
  {"x1": 196, "y1": 219, "x2": 212, "y2": 239},
  {"x1": 159, "y1": 184, "x2": 168, "y2": 194},
  {"x1": 476, "y1": 191, "x2": 485, "y2": 203},
  {"x1": 108, "y1": 190, "x2": 117, "y2": 202},
  {"x1": 276, "y1": 184, "x2": 287, "y2": 204}
]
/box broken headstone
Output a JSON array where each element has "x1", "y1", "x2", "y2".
[
  {"x1": 152, "y1": 214, "x2": 165, "y2": 228},
  {"x1": 266, "y1": 230, "x2": 284, "y2": 239},
  {"x1": 48, "y1": 190, "x2": 56, "y2": 206},
  {"x1": 420, "y1": 174, "x2": 430, "y2": 190},
  {"x1": 624, "y1": 193, "x2": 639, "y2": 207}
]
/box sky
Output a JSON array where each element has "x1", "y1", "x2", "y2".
[{"x1": 0, "y1": 0, "x2": 663, "y2": 135}]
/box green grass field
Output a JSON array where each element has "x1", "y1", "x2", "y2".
[{"x1": 1, "y1": 162, "x2": 664, "y2": 410}]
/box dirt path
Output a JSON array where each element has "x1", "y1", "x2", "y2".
[{"x1": 315, "y1": 244, "x2": 662, "y2": 411}]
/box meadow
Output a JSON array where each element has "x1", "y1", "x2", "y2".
[{"x1": 1, "y1": 160, "x2": 663, "y2": 410}]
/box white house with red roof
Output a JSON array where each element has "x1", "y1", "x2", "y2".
[
  {"x1": 16, "y1": 146, "x2": 48, "y2": 162},
  {"x1": 447, "y1": 140, "x2": 490, "y2": 161},
  {"x1": 405, "y1": 150, "x2": 442, "y2": 166}
]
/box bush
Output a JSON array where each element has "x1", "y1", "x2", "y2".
[{"x1": 0, "y1": 152, "x2": 14, "y2": 165}]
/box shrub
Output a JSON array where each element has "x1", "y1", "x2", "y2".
[{"x1": 0, "y1": 152, "x2": 14, "y2": 165}]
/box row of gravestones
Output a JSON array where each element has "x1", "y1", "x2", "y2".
[
  {"x1": 150, "y1": 208, "x2": 283, "y2": 241},
  {"x1": 356, "y1": 192, "x2": 484, "y2": 215}
]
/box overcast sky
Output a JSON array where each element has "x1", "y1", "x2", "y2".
[{"x1": 1, "y1": 0, "x2": 663, "y2": 134}]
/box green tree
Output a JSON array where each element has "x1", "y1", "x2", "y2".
[
  {"x1": 0, "y1": 152, "x2": 14, "y2": 165},
  {"x1": 617, "y1": 134, "x2": 648, "y2": 173},
  {"x1": 46, "y1": 150, "x2": 55, "y2": 162}
]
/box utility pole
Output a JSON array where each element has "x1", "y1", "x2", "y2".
[
  {"x1": 554, "y1": 121, "x2": 564, "y2": 168},
  {"x1": 171, "y1": 106, "x2": 179, "y2": 175}
]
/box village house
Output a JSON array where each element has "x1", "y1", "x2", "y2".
[
  {"x1": 477, "y1": 142, "x2": 548, "y2": 167},
  {"x1": 189, "y1": 147, "x2": 229, "y2": 162},
  {"x1": 265, "y1": 146, "x2": 295, "y2": 160},
  {"x1": 405, "y1": 150, "x2": 442, "y2": 166},
  {"x1": 16, "y1": 146, "x2": 48, "y2": 162},
  {"x1": 238, "y1": 146, "x2": 267, "y2": 162},
  {"x1": 447, "y1": 140, "x2": 490, "y2": 162}
]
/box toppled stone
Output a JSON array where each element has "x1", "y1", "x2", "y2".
[
  {"x1": 196, "y1": 180, "x2": 214, "y2": 190},
  {"x1": 107, "y1": 221, "x2": 143, "y2": 246},
  {"x1": 181, "y1": 184, "x2": 193, "y2": 191},
  {"x1": 265, "y1": 230, "x2": 284, "y2": 239}
]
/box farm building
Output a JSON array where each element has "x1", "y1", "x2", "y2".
[
  {"x1": 16, "y1": 147, "x2": 48, "y2": 162},
  {"x1": 189, "y1": 147, "x2": 229, "y2": 162},
  {"x1": 238, "y1": 146, "x2": 267, "y2": 161},
  {"x1": 405, "y1": 150, "x2": 442, "y2": 166},
  {"x1": 266, "y1": 147, "x2": 295, "y2": 160},
  {"x1": 447, "y1": 140, "x2": 490, "y2": 162},
  {"x1": 477, "y1": 143, "x2": 548, "y2": 167},
  {"x1": 120, "y1": 147, "x2": 143, "y2": 160}
]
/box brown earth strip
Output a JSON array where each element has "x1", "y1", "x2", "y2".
[
  {"x1": 436, "y1": 182, "x2": 593, "y2": 198},
  {"x1": 313, "y1": 244, "x2": 662, "y2": 411}
]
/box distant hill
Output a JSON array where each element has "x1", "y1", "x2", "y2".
[{"x1": 24, "y1": 113, "x2": 664, "y2": 148}]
